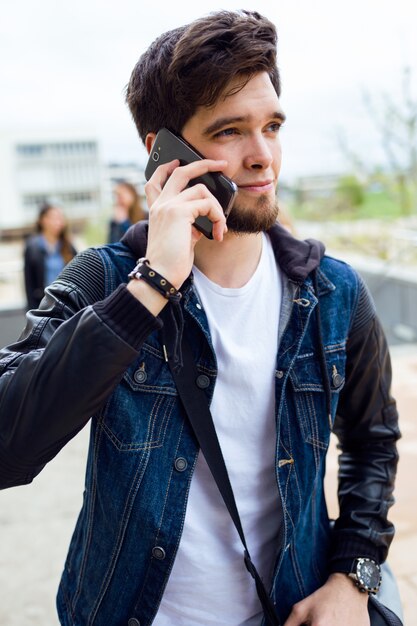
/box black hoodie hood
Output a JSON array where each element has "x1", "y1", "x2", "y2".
[
  {"x1": 121, "y1": 220, "x2": 325, "y2": 284},
  {"x1": 267, "y1": 222, "x2": 325, "y2": 282}
]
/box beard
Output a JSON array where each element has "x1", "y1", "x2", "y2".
[{"x1": 225, "y1": 193, "x2": 279, "y2": 234}]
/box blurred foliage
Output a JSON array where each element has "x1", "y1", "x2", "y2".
[
  {"x1": 287, "y1": 170, "x2": 417, "y2": 262},
  {"x1": 290, "y1": 176, "x2": 405, "y2": 222},
  {"x1": 336, "y1": 175, "x2": 365, "y2": 208},
  {"x1": 337, "y1": 66, "x2": 417, "y2": 217}
]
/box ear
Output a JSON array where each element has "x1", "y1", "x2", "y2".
[{"x1": 145, "y1": 133, "x2": 157, "y2": 155}]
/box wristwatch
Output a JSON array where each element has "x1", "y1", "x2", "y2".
[{"x1": 348, "y1": 557, "x2": 382, "y2": 594}]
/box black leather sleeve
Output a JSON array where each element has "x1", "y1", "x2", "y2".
[
  {"x1": 329, "y1": 278, "x2": 400, "y2": 571},
  {"x1": 0, "y1": 249, "x2": 162, "y2": 489}
]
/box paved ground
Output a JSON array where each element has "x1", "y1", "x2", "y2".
[{"x1": 0, "y1": 343, "x2": 415, "y2": 625}]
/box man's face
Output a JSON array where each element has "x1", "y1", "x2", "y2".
[{"x1": 181, "y1": 71, "x2": 285, "y2": 233}]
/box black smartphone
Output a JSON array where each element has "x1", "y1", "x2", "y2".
[{"x1": 145, "y1": 128, "x2": 237, "y2": 239}]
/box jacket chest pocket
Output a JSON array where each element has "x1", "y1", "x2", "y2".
[
  {"x1": 289, "y1": 348, "x2": 346, "y2": 450},
  {"x1": 99, "y1": 342, "x2": 178, "y2": 451}
]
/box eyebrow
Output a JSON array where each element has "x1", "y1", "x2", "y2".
[{"x1": 202, "y1": 111, "x2": 286, "y2": 136}]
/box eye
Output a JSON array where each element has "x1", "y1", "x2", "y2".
[
  {"x1": 267, "y1": 121, "x2": 284, "y2": 133},
  {"x1": 213, "y1": 127, "x2": 238, "y2": 138}
]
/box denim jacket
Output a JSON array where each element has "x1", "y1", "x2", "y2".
[{"x1": 0, "y1": 223, "x2": 399, "y2": 625}]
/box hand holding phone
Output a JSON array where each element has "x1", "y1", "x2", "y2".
[{"x1": 145, "y1": 128, "x2": 237, "y2": 238}]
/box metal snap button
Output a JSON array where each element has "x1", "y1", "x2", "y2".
[
  {"x1": 134, "y1": 368, "x2": 147, "y2": 384},
  {"x1": 332, "y1": 365, "x2": 343, "y2": 388},
  {"x1": 196, "y1": 374, "x2": 210, "y2": 389},
  {"x1": 196, "y1": 302, "x2": 202, "y2": 310},
  {"x1": 174, "y1": 457, "x2": 188, "y2": 472},
  {"x1": 152, "y1": 546, "x2": 166, "y2": 560},
  {"x1": 276, "y1": 370, "x2": 284, "y2": 379},
  {"x1": 332, "y1": 373, "x2": 343, "y2": 387},
  {"x1": 128, "y1": 619, "x2": 140, "y2": 626}
]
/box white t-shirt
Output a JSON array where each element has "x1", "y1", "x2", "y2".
[{"x1": 156, "y1": 233, "x2": 282, "y2": 626}]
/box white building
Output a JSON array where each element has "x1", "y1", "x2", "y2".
[{"x1": 0, "y1": 129, "x2": 102, "y2": 232}]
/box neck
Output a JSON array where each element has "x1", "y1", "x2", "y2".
[
  {"x1": 193, "y1": 231, "x2": 263, "y2": 288},
  {"x1": 42, "y1": 232, "x2": 59, "y2": 245}
]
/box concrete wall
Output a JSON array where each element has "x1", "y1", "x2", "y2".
[
  {"x1": 0, "y1": 307, "x2": 26, "y2": 346},
  {"x1": 358, "y1": 270, "x2": 417, "y2": 345}
]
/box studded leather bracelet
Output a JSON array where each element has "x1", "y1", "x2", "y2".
[{"x1": 128, "y1": 257, "x2": 182, "y2": 303}]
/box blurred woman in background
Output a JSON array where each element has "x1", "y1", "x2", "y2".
[
  {"x1": 107, "y1": 181, "x2": 146, "y2": 243},
  {"x1": 24, "y1": 202, "x2": 77, "y2": 310}
]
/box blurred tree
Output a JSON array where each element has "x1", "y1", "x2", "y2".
[
  {"x1": 336, "y1": 175, "x2": 365, "y2": 208},
  {"x1": 338, "y1": 66, "x2": 417, "y2": 216}
]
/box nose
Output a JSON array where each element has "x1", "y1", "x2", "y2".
[{"x1": 242, "y1": 134, "x2": 275, "y2": 170}]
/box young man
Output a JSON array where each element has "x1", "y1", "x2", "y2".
[{"x1": 0, "y1": 10, "x2": 399, "y2": 626}]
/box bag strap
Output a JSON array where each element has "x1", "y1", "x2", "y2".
[{"x1": 162, "y1": 317, "x2": 281, "y2": 626}]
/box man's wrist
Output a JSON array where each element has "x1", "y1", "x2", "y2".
[
  {"x1": 328, "y1": 573, "x2": 370, "y2": 601},
  {"x1": 127, "y1": 277, "x2": 168, "y2": 317}
]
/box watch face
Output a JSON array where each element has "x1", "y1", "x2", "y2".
[{"x1": 356, "y1": 558, "x2": 381, "y2": 592}]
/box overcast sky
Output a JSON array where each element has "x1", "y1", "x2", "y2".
[{"x1": 1, "y1": 0, "x2": 416, "y2": 180}]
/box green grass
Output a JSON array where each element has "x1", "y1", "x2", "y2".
[
  {"x1": 355, "y1": 192, "x2": 403, "y2": 219},
  {"x1": 290, "y1": 190, "x2": 406, "y2": 221}
]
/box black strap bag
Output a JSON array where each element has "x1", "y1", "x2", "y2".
[{"x1": 368, "y1": 595, "x2": 403, "y2": 626}]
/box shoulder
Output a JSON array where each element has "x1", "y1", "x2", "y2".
[
  {"x1": 56, "y1": 242, "x2": 136, "y2": 303},
  {"x1": 318, "y1": 255, "x2": 364, "y2": 304},
  {"x1": 24, "y1": 236, "x2": 45, "y2": 264},
  {"x1": 24, "y1": 235, "x2": 43, "y2": 251},
  {"x1": 319, "y1": 255, "x2": 376, "y2": 333},
  {"x1": 319, "y1": 255, "x2": 360, "y2": 285},
  {"x1": 93, "y1": 241, "x2": 136, "y2": 273}
]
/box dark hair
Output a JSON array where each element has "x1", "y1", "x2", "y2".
[
  {"x1": 36, "y1": 202, "x2": 54, "y2": 233},
  {"x1": 36, "y1": 202, "x2": 75, "y2": 265},
  {"x1": 115, "y1": 181, "x2": 146, "y2": 223},
  {"x1": 126, "y1": 10, "x2": 280, "y2": 143}
]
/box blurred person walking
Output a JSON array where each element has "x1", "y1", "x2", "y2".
[
  {"x1": 24, "y1": 202, "x2": 77, "y2": 310},
  {"x1": 107, "y1": 181, "x2": 146, "y2": 243}
]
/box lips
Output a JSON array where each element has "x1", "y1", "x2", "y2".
[{"x1": 237, "y1": 180, "x2": 275, "y2": 192}]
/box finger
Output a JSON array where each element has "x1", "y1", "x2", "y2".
[
  {"x1": 283, "y1": 602, "x2": 308, "y2": 626},
  {"x1": 163, "y1": 159, "x2": 228, "y2": 195},
  {"x1": 176, "y1": 182, "x2": 223, "y2": 206},
  {"x1": 191, "y1": 225, "x2": 203, "y2": 246},
  {"x1": 145, "y1": 159, "x2": 180, "y2": 206},
  {"x1": 195, "y1": 204, "x2": 227, "y2": 244},
  {"x1": 148, "y1": 183, "x2": 223, "y2": 219},
  {"x1": 172, "y1": 185, "x2": 227, "y2": 241},
  {"x1": 212, "y1": 219, "x2": 228, "y2": 242},
  {"x1": 161, "y1": 196, "x2": 225, "y2": 243},
  {"x1": 183, "y1": 198, "x2": 226, "y2": 228},
  {"x1": 145, "y1": 159, "x2": 227, "y2": 207},
  {"x1": 184, "y1": 185, "x2": 228, "y2": 242}
]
